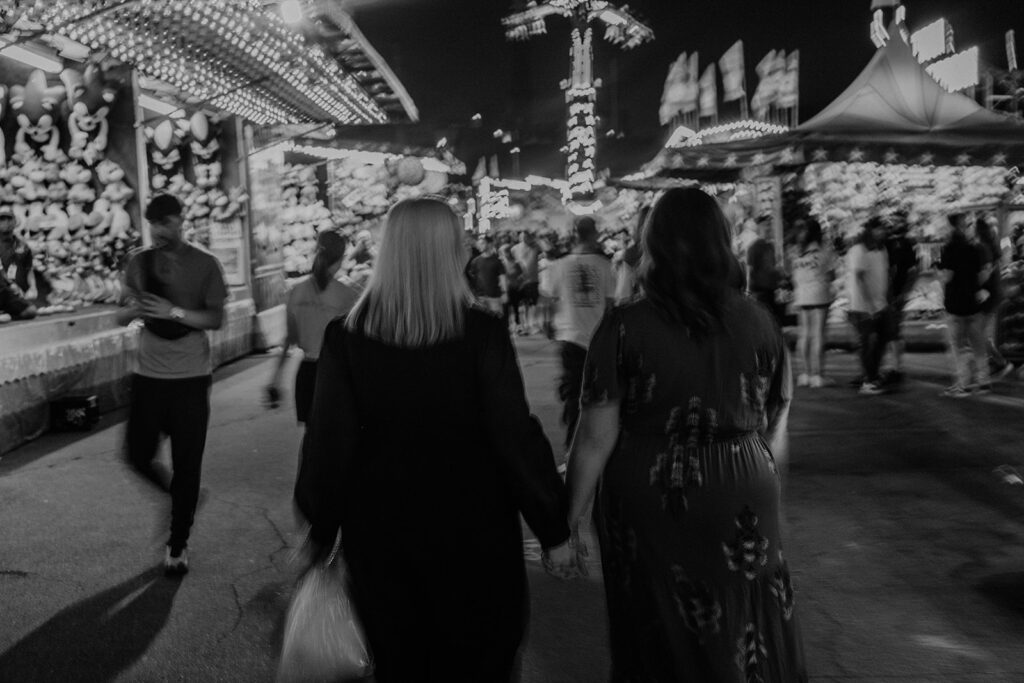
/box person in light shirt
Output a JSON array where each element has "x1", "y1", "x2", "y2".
[
  {"x1": 541, "y1": 215, "x2": 615, "y2": 453},
  {"x1": 845, "y1": 217, "x2": 890, "y2": 395},
  {"x1": 266, "y1": 230, "x2": 360, "y2": 423},
  {"x1": 791, "y1": 218, "x2": 835, "y2": 388}
]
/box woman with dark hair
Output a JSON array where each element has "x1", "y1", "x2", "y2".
[
  {"x1": 266, "y1": 230, "x2": 359, "y2": 423},
  {"x1": 791, "y1": 218, "x2": 835, "y2": 387},
  {"x1": 558, "y1": 187, "x2": 806, "y2": 682}
]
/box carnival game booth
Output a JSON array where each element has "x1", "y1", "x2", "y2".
[
  {"x1": 625, "y1": 26, "x2": 1024, "y2": 347},
  {"x1": 0, "y1": 0, "x2": 417, "y2": 455}
]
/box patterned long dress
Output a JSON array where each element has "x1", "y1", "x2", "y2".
[{"x1": 581, "y1": 293, "x2": 806, "y2": 683}]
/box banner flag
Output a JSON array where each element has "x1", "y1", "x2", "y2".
[
  {"x1": 718, "y1": 40, "x2": 745, "y2": 101},
  {"x1": 750, "y1": 49, "x2": 777, "y2": 119},
  {"x1": 658, "y1": 52, "x2": 689, "y2": 125},
  {"x1": 778, "y1": 50, "x2": 800, "y2": 109},
  {"x1": 680, "y1": 52, "x2": 700, "y2": 113},
  {"x1": 699, "y1": 63, "x2": 717, "y2": 117}
]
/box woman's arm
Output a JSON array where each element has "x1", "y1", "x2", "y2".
[
  {"x1": 478, "y1": 317, "x2": 570, "y2": 550},
  {"x1": 764, "y1": 347, "x2": 793, "y2": 472},
  {"x1": 565, "y1": 403, "x2": 621, "y2": 526}
]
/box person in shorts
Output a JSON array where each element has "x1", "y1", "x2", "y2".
[{"x1": 791, "y1": 218, "x2": 834, "y2": 387}]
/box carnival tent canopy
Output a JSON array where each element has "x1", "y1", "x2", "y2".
[
  {"x1": 14, "y1": 0, "x2": 417, "y2": 126},
  {"x1": 632, "y1": 25, "x2": 1024, "y2": 183},
  {"x1": 800, "y1": 27, "x2": 1009, "y2": 135}
]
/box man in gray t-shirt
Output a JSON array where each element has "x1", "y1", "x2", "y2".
[{"x1": 117, "y1": 194, "x2": 227, "y2": 575}]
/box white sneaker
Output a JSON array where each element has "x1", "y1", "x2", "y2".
[
  {"x1": 859, "y1": 382, "x2": 884, "y2": 396},
  {"x1": 164, "y1": 546, "x2": 189, "y2": 575},
  {"x1": 796, "y1": 373, "x2": 810, "y2": 387},
  {"x1": 809, "y1": 375, "x2": 835, "y2": 388}
]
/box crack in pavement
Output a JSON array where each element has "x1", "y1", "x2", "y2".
[{"x1": 0, "y1": 569, "x2": 30, "y2": 578}]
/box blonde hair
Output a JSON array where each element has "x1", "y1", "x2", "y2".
[{"x1": 346, "y1": 198, "x2": 474, "y2": 347}]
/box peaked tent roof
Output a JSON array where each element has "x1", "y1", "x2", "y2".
[
  {"x1": 632, "y1": 25, "x2": 1024, "y2": 182},
  {"x1": 799, "y1": 26, "x2": 1010, "y2": 135}
]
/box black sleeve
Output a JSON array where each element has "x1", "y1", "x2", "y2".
[
  {"x1": 0, "y1": 271, "x2": 31, "y2": 317},
  {"x1": 295, "y1": 318, "x2": 360, "y2": 546},
  {"x1": 477, "y1": 316, "x2": 570, "y2": 549}
]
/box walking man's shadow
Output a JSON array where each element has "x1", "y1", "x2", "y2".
[{"x1": 0, "y1": 566, "x2": 182, "y2": 682}]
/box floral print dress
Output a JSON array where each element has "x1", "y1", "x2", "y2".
[{"x1": 582, "y1": 294, "x2": 806, "y2": 682}]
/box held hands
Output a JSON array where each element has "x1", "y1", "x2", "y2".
[{"x1": 542, "y1": 524, "x2": 589, "y2": 580}]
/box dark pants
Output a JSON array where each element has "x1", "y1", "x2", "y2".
[
  {"x1": 558, "y1": 341, "x2": 588, "y2": 451},
  {"x1": 504, "y1": 286, "x2": 522, "y2": 326},
  {"x1": 294, "y1": 359, "x2": 318, "y2": 423},
  {"x1": 125, "y1": 373, "x2": 212, "y2": 551},
  {"x1": 849, "y1": 311, "x2": 887, "y2": 383}
]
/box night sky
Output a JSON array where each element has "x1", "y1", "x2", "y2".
[{"x1": 349, "y1": 0, "x2": 1022, "y2": 175}]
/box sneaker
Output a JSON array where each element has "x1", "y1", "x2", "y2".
[
  {"x1": 556, "y1": 462, "x2": 567, "y2": 475},
  {"x1": 809, "y1": 375, "x2": 836, "y2": 388},
  {"x1": 993, "y1": 363, "x2": 1015, "y2": 382},
  {"x1": 974, "y1": 384, "x2": 993, "y2": 395},
  {"x1": 796, "y1": 373, "x2": 810, "y2": 387},
  {"x1": 859, "y1": 382, "x2": 884, "y2": 396},
  {"x1": 940, "y1": 386, "x2": 971, "y2": 398},
  {"x1": 164, "y1": 546, "x2": 189, "y2": 575}
]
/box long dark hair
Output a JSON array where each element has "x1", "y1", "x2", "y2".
[
  {"x1": 639, "y1": 188, "x2": 741, "y2": 336},
  {"x1": 311, "y1": 230, "x2": 347, "y2": 291},
  {"x1": 798, "y1": 218, "x2": 823, "y2": 252}
]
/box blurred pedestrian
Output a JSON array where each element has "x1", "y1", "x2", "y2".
[
  {"x1": 555, "y1": 187, "x2": 806, "y2": 682},
  {"x1": 541, "y1": 215, "x2": 616, "y2": 454},
  {"x1": 0, "y1": 204, "x2": 50, "y2": 304},
  {"x1": 976, "y1": 216, "x2": 1015, "y2": 381},
  {"x1": 266, "y1": 231, "x2": 359, "y2": 423},
  {"x1": 116, "y1": 194, "x2": 228, "y2": 575},
  {"x1": 295, "y1": 197, "x2": 574, "y2": 682},
  {"x1": 791, "y1": 218, "x2": 834, "y2": 387},
  {"x1": 0, "y1": 267, "x2": 36, "y2": 320},
  {"x1": 512, "y1": 231, "x2": 541, "y2": 333},
  {"x1": 746, "y1": 215, "x2": 783, "y2": 322},
  {"x1": 467, "y1": 233, "x2": 507, "y2": 315},
  {"x1": 880, "y1": 212, "x2": 919, "y2": 385},
  {"x1": 498, "y1": 243, "x2": 525, "y2": 333},
  {"x1": 937, "y1": 213, "x2": 992, "y2": 397},
  {"x1": 847, "y1": 217, "x2": 890, "y2": 395}
]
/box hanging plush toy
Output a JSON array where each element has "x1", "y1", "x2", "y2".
[
  {"x1": 10, "y1": 69, "x2": 66, "y2": 164},
  {"x1": 60, "y1": 65, "x2": 118, "y2": 167},
  {"x1": 145, "y1": 119, "x2": 188, "y2": 193},
  {"x1": 189, "y1": 110, "x2": 222, "y2": 186}
]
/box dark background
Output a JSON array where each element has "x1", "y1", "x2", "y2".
[{"x1": 349, "y1": 0, "x2": 1023, "y2": 176}]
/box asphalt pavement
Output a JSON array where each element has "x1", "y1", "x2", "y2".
[{"x1": 2, "y1": 336, "x2": 1024, "y2": 682}]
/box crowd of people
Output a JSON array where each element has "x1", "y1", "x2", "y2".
[{"x1": 46, "y1": 182, "x2": 1023, "y2": 682}]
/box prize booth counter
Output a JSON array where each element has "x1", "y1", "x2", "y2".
[{"x1": 0, "y1": 2, "x2": 420, "y2": 456}]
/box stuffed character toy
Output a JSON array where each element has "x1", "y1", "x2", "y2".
[
  {"x1": 60, "y1": 65, "x2": 118, "y2": 167},
  {"x1": 189, "y1": 110, "x2": 222, "y2": 188},
  {"x1": 145, "y1": 119, "x2": 187, "y2": 192},
  {"x1": 88, "y1": 197, "x2": 113, "y2": 236},
  {"x1": 45, "y1": 204, "x2": 71, "y2": 242},
  {"x1": 96, "y1": 159, "x2": 134, "y2": 204},
  {"x1": 10, "y1": 70, "x2": 66, "y2": 164}
]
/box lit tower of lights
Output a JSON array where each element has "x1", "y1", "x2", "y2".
[
  {"x1": 503, "y1": 1, "x2": 653, "y2": 209},
  {"x1": 870, "y1": 0, "x2": 908, "y2": 47}
]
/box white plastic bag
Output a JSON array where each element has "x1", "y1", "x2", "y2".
[{"x1": 277, "y1": 554, "x2": 374, "y2": 683}]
